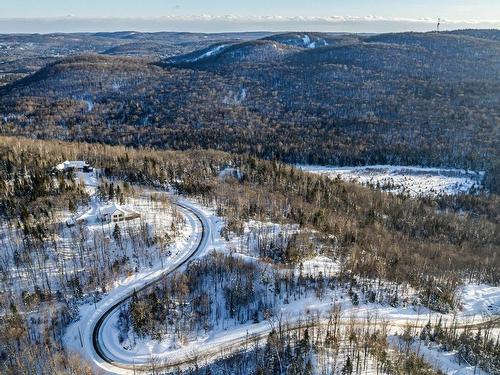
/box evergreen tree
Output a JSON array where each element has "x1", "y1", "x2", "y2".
[
  {"x1": 113, "y1": 223, "x2": 122, "y2": 245},
  {"x1": 108, "y1": 183, "x2": 115, "y2": 200},
  {"x1": 342, "y1": 356, "x2": 353, "y2": 375}
]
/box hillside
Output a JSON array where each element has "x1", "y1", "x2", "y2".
[
  {"x1": 443, "y1": 28, "x2": 500, "y2": 41},
  {"x1": 0, "y1": 31, "x2": 269, "y2": 85},
  {"x1": 1, "y1": 30, "x2": 499, "y2": 191},
  {"x1": 0, "y1": 136, "x2": 498, "y2": 374},
  {"x1": 262, "y1": 32, "x2": 361, "y2": 48},
  {"x1": 170, "y1": 39, "x2": 301, "y2": 66}
]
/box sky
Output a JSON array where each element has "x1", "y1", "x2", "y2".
[{"x1": 0, "y1": 0, "x2": 499, "y2": 33}]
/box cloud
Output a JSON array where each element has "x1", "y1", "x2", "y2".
[
  {"x1": 178, "y1": 15, "x2": 499, "y2": 24},
  {"x1": 20, "y1": 14, "x2": 495, "y2": 24},
  {"x1": 0, "y1": 15, "x2": 498, "y2": 33}
]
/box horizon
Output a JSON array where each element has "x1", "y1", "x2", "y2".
[
  {"x1": 2, "y1": 0, "x2": 500, "y2": 33},
  {"x1": 1, "y1": 16, "x2": 499, "y2": 34}
]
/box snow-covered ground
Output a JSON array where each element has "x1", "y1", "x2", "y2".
[
  {"x1": 60, "y1": 171, "x2": 497, "y2": 374},
  {"x1": 415, "y1": 342, "x2": 488, "y2": 375},
  {"x1": 299, "y1": 165, "x2": 485, "y2": 197},
  {"x1": 391, "y1": 336, "x2": 489, "y2": 375},
  {"x1": 0, "y1": 169, "x2": 187, "y2": 297},
  {"x1": 301, "y1": 255, "x2": 340, "y2": 277},
  {"x1": 75, "y1": 170, "x2": 99, "y2": 195},
  {"x1": 245, "y1": 220, "x2": 299, "y2": 252},
  {"x1": 92, "y1": 211, "x2": 499, "y2": 373},
  {"x1": 97, "y1": 276, "x2": 496, "y2": 373},
  {"x1": 188, "y1": 44, "x2": 227, "y2": 62},
  {"x1": 64, "y1": 198, "x2": 212, "y2": 375},
  {"x1": 218, "y1": 166, "x2": 243, "y2": 180},
  {"x1": 458, "y1": 284, "x2": 500, "y2": 317}
]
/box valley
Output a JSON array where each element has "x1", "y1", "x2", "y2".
[{"x1": 1, "y1": 30, "x2": 499, "y2": 192}]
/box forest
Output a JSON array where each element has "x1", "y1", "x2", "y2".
[
  {"x1": 0, "y1": 136, "x2": 498, "y2": 373},
  {"x1": 161, "y1": 316, "x2": 445, "y2": 375},
  {"x1": 0, "y1": 28, "x2": 499, "y2": 374},
  {"x1": 0, "y1": 30, "x2": 499, "y2": 192}
]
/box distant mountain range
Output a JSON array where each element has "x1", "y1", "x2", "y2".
[{"x1": 1, "y1": 29, "x2": 499, "y2": 191}]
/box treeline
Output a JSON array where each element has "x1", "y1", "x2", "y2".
[
  {"x1": 0, "y1": 137, "x2": 188, "y2": 374},
  {"x1": 212, "y1": 160, "x2": 499, "y2": 288},
  {"x1": 0, "y1": 159, "x2": 89, "y2": 221},
  {"x1": 125, "y1": 251, "x2": 425, "y2": 348},
  {"x1": 0, "y1": 136, "x2": 497, "y2": 373},
  {"x1": 0, "y1": 304, "x2": 93, "y2": 374}
]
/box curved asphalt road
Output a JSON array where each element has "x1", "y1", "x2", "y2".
[
  {"x1": 88, "y1": 200, "x2": 499, "y2": 374},
  {"x1": 90, "y1": 199, "x2": 211, "y2": 374}
]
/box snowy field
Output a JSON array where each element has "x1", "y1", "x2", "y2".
[
  {"x1": 459, "y1": 284, "x2": 500, "y2": 317},
  {"x1": 300, "y1": 255, "x2": 340, "y2": 277},
  {"x1": 299, "y1": 165, "x2": 485, "y2": 197}
]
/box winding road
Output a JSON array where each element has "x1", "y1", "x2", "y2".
[
  {"x1": 77, "y1": 199, "x2": 211, "y2": 374},
  {"x1": 81, "y1": 198, "x2": 499, "y2": 374}
]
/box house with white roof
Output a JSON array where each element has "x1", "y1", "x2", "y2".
[
  {"x1": 98, "y1": 203, "x2": 140, "y2": 223},
  {"x1": 55, "y1": 160, "x2": 93, "y2": 173},
  {"x1": 69, "y1": 202, "x2": 140, "y2": 226}
]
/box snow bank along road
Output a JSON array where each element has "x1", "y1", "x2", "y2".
[
  {"x1": 88, "y1": 200, "x2": 499, "y2": 374},
  {"x1": 87, "y1": 199, "x2": 211, "y2": 374},
  {"x1": 95, "y1": 315, "x2": 500, "y2": 374}
]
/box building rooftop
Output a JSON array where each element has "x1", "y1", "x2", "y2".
[
  {"x1": 55, "y1": 160, "x2": 89, "y2": 171},
  {"x1": 99, "y1": 203, "x2": 128, "y2": 216}
]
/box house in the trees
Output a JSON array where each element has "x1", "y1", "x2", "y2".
[
  {"x1": 68, "y1": 202, "x2": 141, "y2": 226},
  {"x1": 55, "y1": 160, "x2": 93, "y2": 173},
  {"x1": 98, "y1": 203, "x2": 140, "y2": 223}
]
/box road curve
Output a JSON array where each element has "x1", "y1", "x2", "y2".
[
  {"x1": 90, "y1": 199, "x2": 211, "y2": 374},
  {"x1": 88, "y1": 200, "x2": 499, "y2": 374}
]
